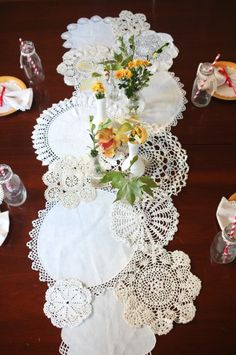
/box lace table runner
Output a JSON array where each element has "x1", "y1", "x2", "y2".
[{"x1": 28, "y1": 10, "x2": 201, "y2": 355}]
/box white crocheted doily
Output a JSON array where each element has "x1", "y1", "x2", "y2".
[
  {"x1": 44, "y1": 279, "x2": 92, "y2": 328},
  {"x1": 99, "y1": 131, "x2": 189, "y2": 196},
  {"x1": 61, "y1": 11, "x2": 150, "y2": 50},
  {"x1": 57, "y1": 45, "x2": 112, "y2": 87},
  {"x1": 43, "y1": 155, "x2": 97, "y2": 208},
  {"x1": 111, "y1": 188, "x2": 179, "y2": 247},
  {"x1": 114, "y1": 245, "x2": 201, "y2": 336},
  {"x1": 113, "y1": 30, "x2": 178, "y2": 71}
]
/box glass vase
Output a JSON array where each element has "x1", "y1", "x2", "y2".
[{"x1": 128, "y1": 92, "x2": 145, "y2": 116}]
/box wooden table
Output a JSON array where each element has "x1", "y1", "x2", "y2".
[{"x1": 0, "y1": 1, "x2": 236, "y2": 354}]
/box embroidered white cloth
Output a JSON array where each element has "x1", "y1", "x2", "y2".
[
  {"x1": 0, "y1": 211, "x2": 10, "y2": 246},
  {"x1": 0, "y1": 82, "x2": 33, "y2": 113},
  {"x1": 216, "y1": 196, "x2": 236, "y2": 230},
  {"x1": 61, "y1": 289, "x2": 156, "y2": 355}
]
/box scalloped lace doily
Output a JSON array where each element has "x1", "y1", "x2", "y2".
[
  {"x1": 111, "y1": 188, "x2": 179, "y2": 247},
  {"x1": 111, "y1": 10, "x2": 150, "y2": 37},
  {"x1": 99, "y1": 131, "x2": 189, "y2": 196},
  {"x1": 43, "y1": 155, "x2": 97, "y2": 208},
  {"x1": 113, "y1": 30, "x2": 178, "y2": 71},
  {"x1": 114, "y1": 245, "x2": 201, "y2": 335},
  {"x1": 61, "y1": 11, "x2": 150, "y2": 49},
  {"x1": 44, "y1": 279, "x2": 92, "y2": 328},
  {"x1": 57, "y1": 45, "x2": 112, "y2": 86}
]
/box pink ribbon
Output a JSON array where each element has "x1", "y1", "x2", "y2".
[{"x1": 219, "y1": 67, "x2": 236, "y2": 95}]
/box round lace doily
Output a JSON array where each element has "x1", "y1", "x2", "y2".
[
  {"x1": 44, "y1": 279, "x2": 92, "y2": 328},
  {"x1": 43, "y1": 155, "x2": 97, "y2": 208},
  {"x1": 111, "y1": 188, "x2": 179, "y2": 247},
  {"x1": 113, "y1": 30, "x2": 178, "y2": 71},
  {"x1": 114, "y1": 245, "x2": 201, "y2": 336},
  {"x1": 99, "y1": 131, "x2": 189, "y2": 196},
  {"x1": 57, "y1": 45, "x2": 112, "y2": 86}
]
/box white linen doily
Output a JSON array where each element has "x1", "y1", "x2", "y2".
[
  {"x1": 111, "y1": 188, "x2": 179, "y2": 247},
  {"x1": 216, "y1": 196, "x2": 236, "y2": 230},
  {"x1": 43, "y1": 155, "x2": 97, "y2": 208},
  {"x1": 114, "y1": 245, "x2": 201, "y2": 335},
  {"x1": 28, "y1": 189, "x2": 135, "y2": 287},
  {"x1": 32, "y1": 73, "x2": 186, "y2": 166},
  {"x1": 60, "y1": 289, "x2": 156, "y2": 355},
  {"x1": 44, "y1": 279, "x2": 92, "y2": 328}
]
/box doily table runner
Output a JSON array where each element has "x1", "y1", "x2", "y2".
[
  {"x1": 60, "y1": 11, "x2": 178, "y2": 72},
  {"x1": 28, "y1": 10, "x2": 201, "y2": 355}
]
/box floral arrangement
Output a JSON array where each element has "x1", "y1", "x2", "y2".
[{"x1": 89, "y1": 116, "x2": 148, "y2": 158}]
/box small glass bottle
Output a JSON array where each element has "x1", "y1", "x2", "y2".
[
  {"x1": 0, "y1": 164, "x2": 27, "y2": 207},
  {"x1": 20, "y1": 41, "x2": 45, "y2": 85},
  {"x1": 191, "y1": 62, "x2": 217, "y2": 107},
  {"x1": 210, "y1": 224, "x2": 236, "y2": 264}
]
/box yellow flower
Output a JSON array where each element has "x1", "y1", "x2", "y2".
[
  {"x1": 128, "y1": 59, "x2": 150, "y2": 69},
  {"x1": 129, "y1": 125, "x2": 148, "y2": 144},
  {"x1": 92, "y1": 82, "x2": 105, "y2": 93},
  {"x1": 115, "y1": 69, "x2": 132, "y2": 80}
]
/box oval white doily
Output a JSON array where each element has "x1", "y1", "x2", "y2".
[
  {"x1": 60, "y1": 289, "x2": 156, "y2": 355},
  {"x1": 111, "y1": 188, "x2": 179, "y2": 247},
  {"x1": 99, "y1": 130, "x2": 189, "y2": 196},
  {"x1": 28, "y1": 189, "x2": 135, "y2": 287},
  {"x1": 44, "y1": 279, "x2": 92, "y2": 328},
  {"x1": 114, "y1": 245, "x2": 201, "y2": 336}
]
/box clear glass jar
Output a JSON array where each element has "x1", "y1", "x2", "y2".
[
  {"x1": 191, "y1": 62, "x2": 217, "y2": 107},
  {"x1": 0, "y1": 164, "x2": 27, "y2": 206},
  {"x1": 210, "y1": 223, "x2": 236, "y2": 264},
  {"x1": 20, "y1": 41, "x2": 45, "y2": 85}
]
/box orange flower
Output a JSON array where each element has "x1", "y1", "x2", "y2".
[
  {"x1": 129, "y1": 125, "x2": 148, "y2": 144},
  {"x1": 97, "y1": 128, "x2": 120, "y2": 157},
  {"x1": 128, "y1": 59, "x2": 150, "y2": 69},
  {"x1": 115, "y1": 69, "x2": 132, "y2": 80}
]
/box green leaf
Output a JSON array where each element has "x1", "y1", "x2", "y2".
[
  {"x1": 114, "y1": 52, "x2": 123, "y2": 63},
  {"x1": 100, "y1": 172, "x2": 114, "y2": 184},
  {"x1": 142, "y1": 185, "x2": 154, "y2": 197},
  {"x1": 126, "y1": 184, "x2": 136, "y2": 205},
  {"x1": 114, "y1": 185, "x2": 128, "y2": 203},
  {"x1": 140, "y1": 176, "x2": 158, "y2": 188},
  {"x1": 110, "y1": 172, "x2": 126, "y2": 189},
  {"x1": 92, "y1": 72, "x2": 102, "y2": 78},
  {"x1": 129, "y1": 155, "x2": 138, "y2": 168}
]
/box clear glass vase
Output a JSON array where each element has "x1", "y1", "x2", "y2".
[
  {"x1": 20, "y1": 40, "x2": 45, "y2": 85},
  {"x1": 128, "y1": 92, "x2": 145, "y2": 116},
  {"x1": 0, "y1": 164, "x2": 27, "y2": 206}
]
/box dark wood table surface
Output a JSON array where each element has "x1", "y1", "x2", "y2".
[{"x1": 0, "y1": 0, "x2": 236, "y2": 354}]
